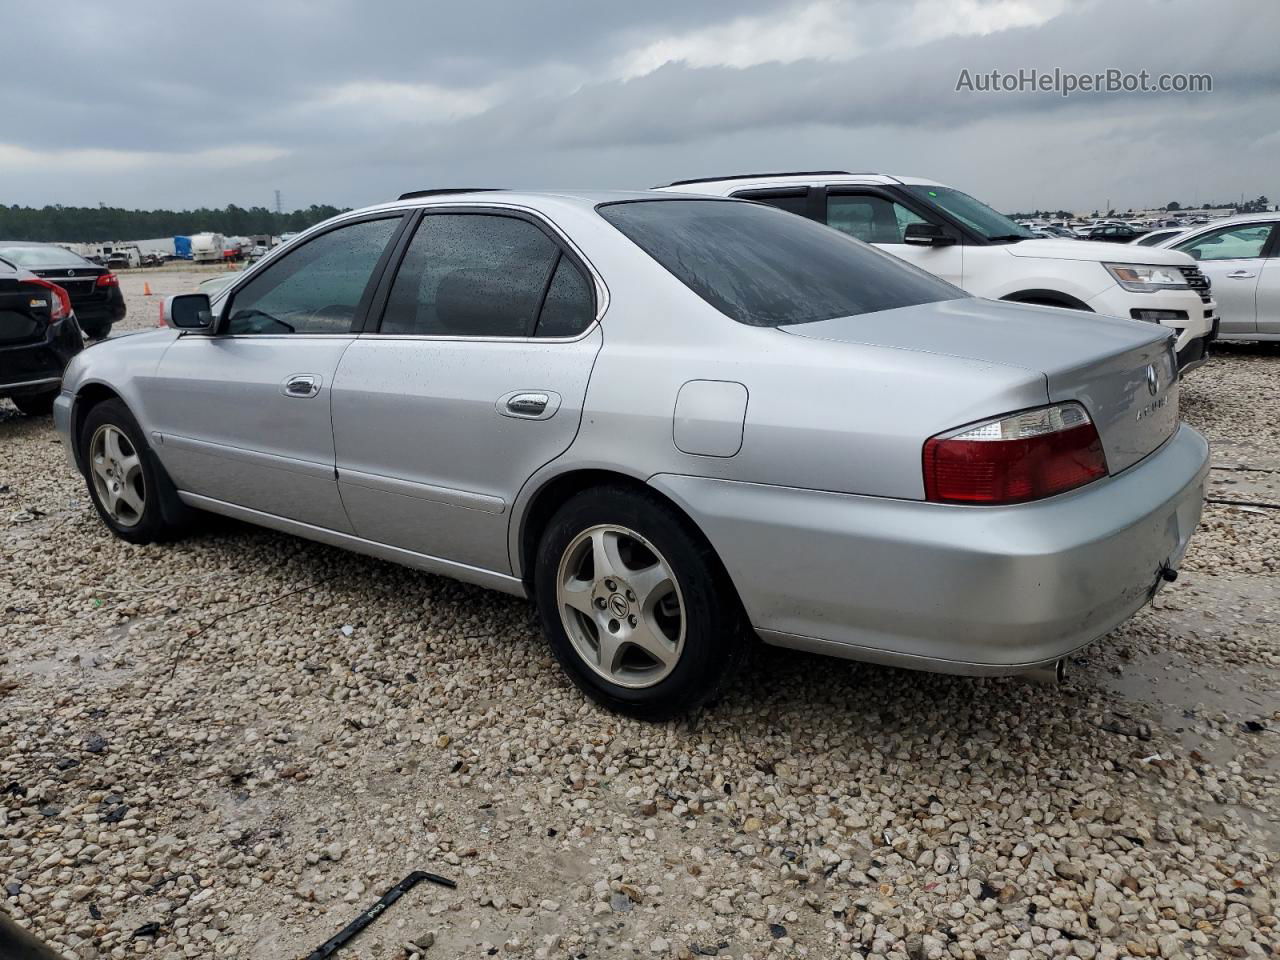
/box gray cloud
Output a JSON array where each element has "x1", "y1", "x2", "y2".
[{"x1": 3, "y1": 0, "x2": 1276, "y2": 212}]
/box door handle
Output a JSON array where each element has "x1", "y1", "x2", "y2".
[
  {"x1": 1226, "y1": 270, "x2": 1257, "y2": 278},
  {"x1": 506, "y1": 392, "x2": 549, "y2": 416},
  {"x1": 497, "y1": 390, "x2": 562, "y2": 420},
  {"x1": 281, "y1": 374, "x2": 322, "y2": 398}
]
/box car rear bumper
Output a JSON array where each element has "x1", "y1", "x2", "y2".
[
  {"x1": 73, "y1": 295, "x2": 126, "y2": 332},
  {"x1": 0, "y1": 317, "x2": 83, "y2": 397},
  {"x1": 650, "y1": 423, "x2": 1208, "y2": 675}
]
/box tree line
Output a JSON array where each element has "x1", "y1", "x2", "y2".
[
  {"x1": 1010, "y1": 195, "x2": 1272, "y2": 220},
  {"x1": 0, "y1": 203, "x2": 350, "y2": 242}
]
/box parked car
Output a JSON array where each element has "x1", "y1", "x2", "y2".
[
  {"x1": 656, "y1": 173, "x2": 1216, "y2": 372},
  {"x1": 53, "y1": 191, "x2": 1208, "y2": 718},
  {"x1": 1132, "y1": 227, "x2": 1186, "y2": 247},
  {"x1": 0, "y1": 242, "x2": 126, "y2": 339},
  {"x1": 1039, "y1": 225, "x2": 1079, "y2": 239},
  {"x1": 1157, "y1": 213, "x2": 1279, "y2": 341},
  {"x1": 1084, "y1": 223, "x2": 1145, "y2": 243},
  {"x1": 0, "y1": 256, "x2": 84, "y2": 415}
]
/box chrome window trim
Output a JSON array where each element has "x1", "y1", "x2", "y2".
[
  {"x1": 354, "y1": 325, "x2": 599, "y2": 346},
  {"x1": 209, "y1": 200, "x2": 611, "y2": 340}
]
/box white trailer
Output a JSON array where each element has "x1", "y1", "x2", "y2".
[{"x1": 189, "y1": 232, "x2": 226, "y2": 263}]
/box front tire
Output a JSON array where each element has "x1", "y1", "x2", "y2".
[
  {"x1": 534, "y1": 486, "x2": 744, "y2": 720},
  {"x1": 78, "y1": 398, "x2": 191, "y2": 544},
  {"x1": 12, "y1": 389, "x2": 57, "y2": 416}
]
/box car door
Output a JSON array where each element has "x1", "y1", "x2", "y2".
[
  {"x1": 822, "y1": 189, "x2": 965, "y2": 288},
  {"x1": 146, "y1": 214, "x2": 405, "y2": 530},
  {"x1": 1173, "y1": 222, "x2": 1275, "y2": 336},
  {"x1": 1256, "y1": 227, "x2": 1280, "y2": 335},
  {"x1": 331, "y1": 208, "x2": 603, "y2": 574}
]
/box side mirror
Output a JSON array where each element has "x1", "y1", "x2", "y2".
[
  {"x1": 903, "y1": 222, "x2": 956, "y2": 247},
  {"x1": 162, "y1": 293, "x2": 215, "y2": 332}
]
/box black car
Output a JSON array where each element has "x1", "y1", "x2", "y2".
[
  {"x1": 0, "y1": 256, "x2": 84, "y2": 415},
  {"x1": 0, "y1": 242, "x2": 125, "y2": 338},
  {"x1": 1084, "y1": 223, "x2": 1145, "y2": 243}
]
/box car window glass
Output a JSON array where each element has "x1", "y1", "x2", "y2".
[
  {"x1": 225, "y1": 218, "x2": 399, "y2": 335},
  {"x1": 599, "y1": 198, "x2": 961, "y2": 327},
  {"x1": 826, "y1": 194, "x2": 926, "y2": 244},
  {"x1": 1177, "y1": 224, "x2": 1274, "y2": 261},
  {"x1": 535, "y1": 254, "x2": 595, "y2": 337},
  {"x1": 0, "y1": 244, "x2": 88, "y2": 268},
  {"x1": 382, "y1": 214, "x2": 560, "y2": 337},
  {"x1": 734, "y1": 191, "x2": 808, "y2": 216}
]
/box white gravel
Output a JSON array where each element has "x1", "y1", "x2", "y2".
[{"x1": 2, "y1": 276, "x2": 1277, "y2": 959}]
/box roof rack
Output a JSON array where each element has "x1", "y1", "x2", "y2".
[
  {"x1": 397, "y1": 188, "x2": 504, "y2": 201},
  {"x1": 654, "y1": 171, "x2": 855, "y2": 188}
]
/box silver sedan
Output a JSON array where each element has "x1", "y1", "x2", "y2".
[{"x1": 53, "y1": 191, "x2": 1208, "y2": 718}]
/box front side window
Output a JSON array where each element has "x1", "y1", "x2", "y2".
[
  {"x1": 598, "y1": 198, "x2": 961, "y2": 328},
  {"x1": 225, "y1": 217, "x2": 399, "y2": 335},
  {"x1": 1176, "y1": 223, "x2": 1274, "y2": 261},
  {"x1": 826, "y1": 194, "x2": 927, "y2": 244},
  {"x1": 381, "y1": 214, "x2": 566, "y2": 337}
]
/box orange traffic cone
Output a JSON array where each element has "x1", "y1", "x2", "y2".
[{"x1": 143, "y1": 281, "x2": 153, "y2": 296}]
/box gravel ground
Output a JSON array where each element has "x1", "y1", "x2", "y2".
[{"x1": 2, "y1": 277, "x2": 1278, "y2": 960}]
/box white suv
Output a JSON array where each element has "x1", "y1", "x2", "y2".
[{"x1": 656, "y1": 172, "x2": 1217, "y2": 372}]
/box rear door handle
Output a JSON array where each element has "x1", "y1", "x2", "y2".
[
  {"x1": 1227, "y1": 270, "x2": 1257, "y2": 278},
  {"x1": 497, "y1": 390, "x2": 561, "y2": 420},
  {"x1": 282, "y1": 374, "x2": 322, "y2": 398}
]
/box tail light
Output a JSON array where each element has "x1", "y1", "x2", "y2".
[
  {"x1": 22, "y1": 277, "x2": 72, "y2": 323},
  {"x1": 96, "y1": 272, "x2": 119, "y2": 288},
  {"x1": 923, "y1": 402, "x2": 1108, "y2": 505}
]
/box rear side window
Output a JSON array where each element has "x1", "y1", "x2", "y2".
[
  {"x1": 226, "y1": 217, "x2": 399, "y2": 335},
  {"x1": 733, "y1": 190, "x2": 809, "y2": 217},
  {"x1": 826, "y1": 194, "x2": 927, "y2": 244},
  {"x1": 382, "y1": 214, "x2": 565, "y2": 337},
  {"x1": 535, "y1": 254, "x2": 595, "y2": 337},
  {"x1": 598, "y1": 199, "x2": 960, "y2": 327}
]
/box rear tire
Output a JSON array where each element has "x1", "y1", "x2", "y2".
[
  {"x1": 534, "y1": 485, "x2": 744, "y2": 720},
  {"x1": 78, "y1": 398, "x2": 193, "y2": 544},
  {"x1": 12, "y1": 390, "x2": 57, "y2": 417}
]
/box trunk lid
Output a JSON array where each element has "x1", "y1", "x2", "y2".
[
  {"x1": 0, "y1": 276, "x2": 51, "y2": 345},
  {"x1": 780, "y1": 296, "x2": 1179, "y2": 475},
  {"x1": 31, "y1": 266, "x2": 107, "y2": 306}
]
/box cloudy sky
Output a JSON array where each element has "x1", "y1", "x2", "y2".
[{"x1": 4, "y1": 0, "x2": 1276, "y2": 213}]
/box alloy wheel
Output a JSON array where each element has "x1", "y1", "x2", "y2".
[
  {"x1": 89, "y1": 424, "x2": 146, "y2": 528},
  {"x1": 555, "y1": 524, "x2": 686, "y2": 689}
]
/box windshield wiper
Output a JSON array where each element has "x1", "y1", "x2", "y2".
[{"x1": 986, "y1": 234, "x2": 1031, "y2": 242}]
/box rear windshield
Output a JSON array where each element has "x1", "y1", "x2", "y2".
[
  {"x1": 0, "y1": 244, "x2": 88, "y2": 268},
  {"x1": 597, "y1": 199, "x2": 961, "y2": 326}
]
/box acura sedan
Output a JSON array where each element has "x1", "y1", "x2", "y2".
[{"x1": 53, "y1": 191, "x2": 1208, "y2": 718}]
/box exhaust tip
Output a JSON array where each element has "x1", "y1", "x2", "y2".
[{"x1": 1022, "y1": 658, "x2": 1066, "y2": 685}]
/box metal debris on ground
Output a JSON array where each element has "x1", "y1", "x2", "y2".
[{"x1": 302, "y1": 870, "x2": 456, "y2": 960}]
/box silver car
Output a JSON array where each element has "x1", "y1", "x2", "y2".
[
  {"x1": 1156, "y1": 213, "x2": 1280, "y2": 341},
  {"x1": 53, "y1": 191, "x2": 1209, "y2": 718}
]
